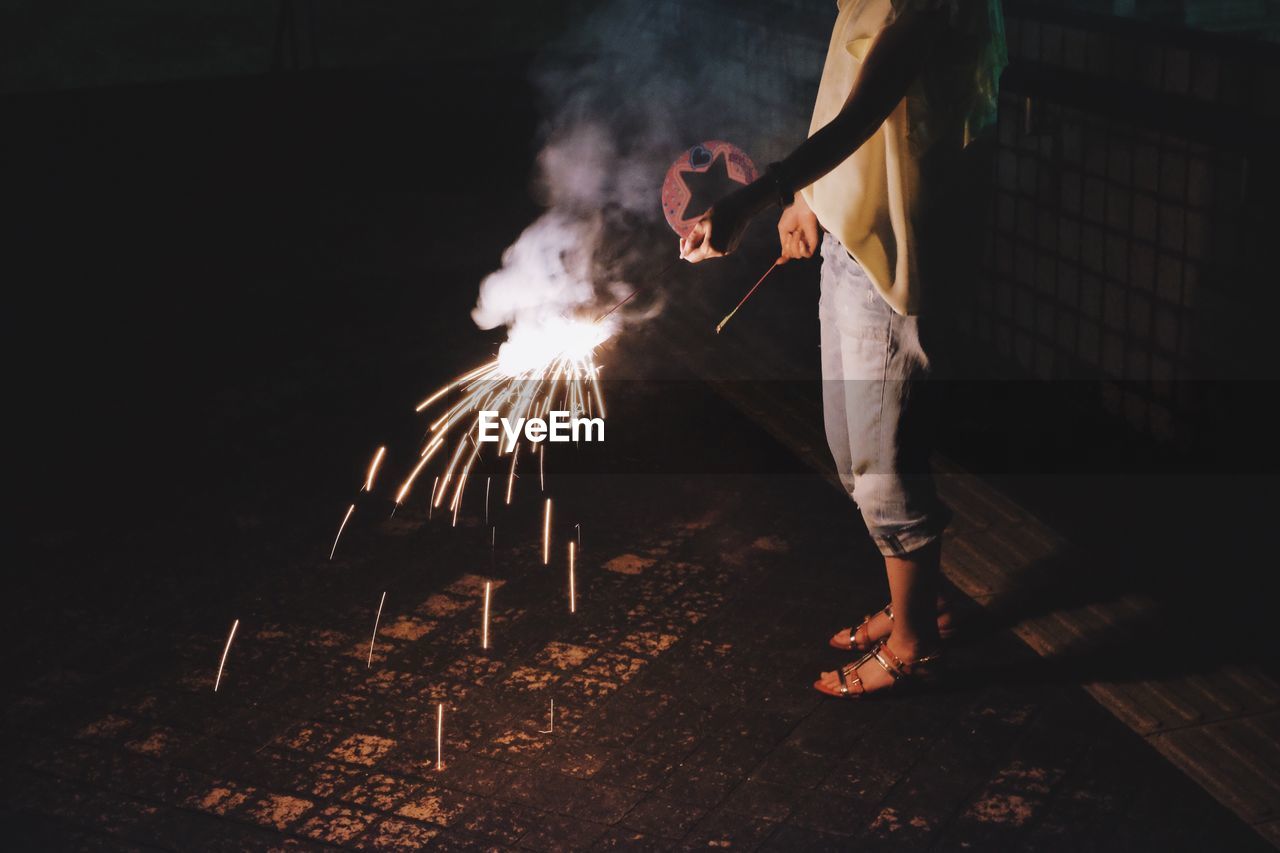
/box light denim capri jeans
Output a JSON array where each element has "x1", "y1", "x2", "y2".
[{"x1": 819, "y1": 232, "x2": 950, "y2": 557}]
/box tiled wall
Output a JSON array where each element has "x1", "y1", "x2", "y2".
[{"x1": 958, "y1": 3, "x2": 1280, "y2": 447}]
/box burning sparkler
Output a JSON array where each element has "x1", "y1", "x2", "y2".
[
  {"x1": 213, "y1": 618, "x2": 239, "y2": 692},
  {"x1": 384, "y1": 316, "x2": 612, "y2": 524},
  {"x1": 368, "y1": 591, "x2": 386, "y2": 668}
]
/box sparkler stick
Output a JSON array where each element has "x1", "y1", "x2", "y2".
[
  {"x1": 481, "y1": 581, "x2": 492, "y2": 649},
  {"x1": 368, "y1": 591, "x2": 386, "y2": 668},
  {"x1": 435, "y1": 702, "x2": 445, "y2": 770},
  {"x1": 213, "y1": 618, "x2": 239, "y2": 692},
  {"x1": 363, "y1": 446, "x2": 387, "y2": 492},
  {"x1": 716, "y1": 258, "x2": 783, "y2": 334},
  {"x1": 542, "y1": 498, "x2": 552, "y2": 566},
  {"x1": 330, "y1": 504, "x2": 355, "y2": 560},
  {"x1": 568, "y1": 541, "x2": 576, "y2": 614},
  {"x1": 594, "y1": 258, "x2": 680, "y2": 323}
]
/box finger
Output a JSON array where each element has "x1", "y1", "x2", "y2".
[
  {"x1": 802, "y1": 222, "x2": 819, "y2": 256},
  {"x1": 687, "y1": 241, "x2": 724, "y2": 264}
]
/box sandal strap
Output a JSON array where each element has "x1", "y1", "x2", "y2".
[
  {"x1": 849, "y1": 604, "x2": 893, "y2": 649},
  {"x1": 839, "y1": 648, "x2": 878, "y2": 697},
  {"x1": 874, "y1": 642, "x2": 944, "y2": 680},
  {"x1": 871, "y1": 644, "x2": 905, "y2": 682}
]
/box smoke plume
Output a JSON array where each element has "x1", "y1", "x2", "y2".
[{"x1": 471, "y1": 0, "x2": 827, "y2": 348}]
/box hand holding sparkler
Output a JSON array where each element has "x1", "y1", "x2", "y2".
[{"x1": 777, "y1": 191, "x2": 819, "y2": 263}]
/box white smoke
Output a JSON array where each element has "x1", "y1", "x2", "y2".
[
  {"x1": 469, "y1": 0, "x2": 827, "y2": 354},
  {"x1": 471, "y1": 212, "x2": 601, "y2": 333}
]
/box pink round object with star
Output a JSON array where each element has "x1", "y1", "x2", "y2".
[{"x1": 661, "y1": 140, "x2": 758, "y2": 238}]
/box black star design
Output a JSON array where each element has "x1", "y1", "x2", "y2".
[{"x1": 679, "y1": 152, "x2": 741, "y2": 221}]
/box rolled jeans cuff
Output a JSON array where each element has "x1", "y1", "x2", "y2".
[{"x1": 867, "y1": 503, "x2": 952, "y2": 558}]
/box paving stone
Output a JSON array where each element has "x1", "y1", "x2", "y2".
[{"x1": 619, "y1": 795, "x2": 708, "y2": 839}]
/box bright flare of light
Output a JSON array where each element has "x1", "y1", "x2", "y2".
[
  {"x1": 568, "y1": 541, "x2": 576, "y2": 614},
  {"x1": 481, "y1": 581, "x2": 492, "y2": 650},
  {"x1": 496, "y1": 316, "x2": 613, "y2": 377}
]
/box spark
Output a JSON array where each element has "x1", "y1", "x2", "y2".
[
  {"x1": 539, "y1": 445, "x2": 545, "y2": 492},
  {"x1": 415, "y1": 385, "x2": 451, "y2": 412},
  {"x1": 385, "y1": 315, "x2": 611, "y2": 522},
  {"x1": 506, "y1": 442, "x2": 519, "y2": 505},
  {"x1": 481, "y1": 581, "x2": 492, "y2": 650},
  {"x1": 435, "y1": 702, "x2": 445, "y2": 770},
  {"x1": 542, "y1": 498, "x2": 552, "y2": 566},
  {"x1": 362, "y1": 446, "x2": 387, "y2": 492},
  {"x1": 368, "y1": 591, "x2": 386, "y2": 668},
  {"x1": 428, "y1": 476, "x2": 439, "y2": 519},
  {"x1": 395, "y1": 437, "x2": 445, "y2": 506},
  {"x1": 568, "y1": 541, "x2": 576, "y2": 614},
  {"x1": 539, "y1": 698, "x2": 555, "y2": 734},
  {"x1": 575, "y1": 523, "x2": 581, "y2": 551},
  {"x1": 213, "y1": 618, "x2": 239, "y2": 692},
  {"x1": 716, "y1": 258, "x2": 783, "y2": 334},
  {"x1": 330, "y1": 503, "x2": 355, "y2": 560}
]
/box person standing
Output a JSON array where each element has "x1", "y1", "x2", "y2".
[{"x1": 680, "y1": 0, "x2": 1006, "y2": 697}]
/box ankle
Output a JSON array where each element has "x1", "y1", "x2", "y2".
[{"x1": 886, "y1": 631, "x2": 940, "y2": 662}]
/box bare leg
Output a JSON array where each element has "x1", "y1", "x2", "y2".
[{"x1": 883, "y1": 539, "x2": 942, "y2": 660}]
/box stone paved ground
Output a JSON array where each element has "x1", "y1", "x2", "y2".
[{"x1": 3, "y1": 458, "x2": 1269, "y2": 850}]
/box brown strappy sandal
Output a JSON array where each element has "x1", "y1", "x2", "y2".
[
  {"x1": 815, "y1": 640, "x2": 944, "y2": 699},
  {"x1": 830, "y1": 604, "x2": 956, "y2": 652},
  {"x1": 830, "y1": 604, "x2": 894, "y2": 652}
]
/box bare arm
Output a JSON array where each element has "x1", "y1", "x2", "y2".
[{"x1": 681, "y1": 3, "x2": 948, "y2": 262}]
